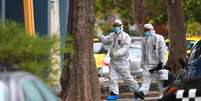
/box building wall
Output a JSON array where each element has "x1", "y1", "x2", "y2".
[
  {"x1": 34, "y1": 0, "x2": 49, "y2": 36},
  {"x1": 1, "y1": 0, "x2": 69, "y2": 37},
  {"x1": 5, "y1": 0, "x2": 24, "y2": 23},
  {"x1": 0, "y1": 0, "x2": 4, "y2": 20}
]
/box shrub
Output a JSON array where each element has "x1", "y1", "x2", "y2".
[{"x1": 0, "y1": 21, "x2": 55, "y2": 81}]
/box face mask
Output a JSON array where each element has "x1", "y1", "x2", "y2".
[
  {"x1": 113, "y1": 27, "x2": 121, "y2": 33},
  {"x1": 144, "y1": 31, "x2": 152, "y2": 37}
]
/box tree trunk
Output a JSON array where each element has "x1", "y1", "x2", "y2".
[
  {"x1": 61, "y1": 0, "x2": 100, "y2": 101},
  {"x1": 167, "y1": 0, "x2": 186, "y2": 74},
  {"x1": 131, "y1": 0, "x2": 144, "y2": 36}
]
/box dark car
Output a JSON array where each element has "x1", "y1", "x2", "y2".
[
  {"x1": 0, "y1": 71, "x2": 59, "y2": 101},
  {"x1": 160, "y1": 40, "x2": 201, "y2": 101}
]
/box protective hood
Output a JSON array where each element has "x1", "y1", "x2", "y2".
[{"x1": 144, "y1": 23, "x2": 155, "y2": 34}]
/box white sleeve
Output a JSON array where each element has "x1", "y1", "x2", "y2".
[{"x1": 98, "y1": 33, "x2": 112, "y2": 44}]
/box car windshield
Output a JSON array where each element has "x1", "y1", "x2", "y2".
[
  {"x1": 0, "y1": 82, "x2": 5, "y2": 101},
  {"x1": 93, "y1": 42, "x2": 108, "y2": 54},
  {"x1": 129, "y1": 47, "x2": 142, "y2": 59},
  {"x1": 22, "y1": 79, "x2": 58, "y2": 101},
  {"x1": 22, "y1": 80, "x2": 44, "y2": 101},
  {"x1": 34, "y1": 81, "x2": 58, "y2": 101},
  {"x1": 188, "y1": 41, "x2": 201, "y2": 62},
  {"x1": 186, "y1": 40, "x2": 197, "y2": 50}
]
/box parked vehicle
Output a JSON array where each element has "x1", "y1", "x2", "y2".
[
  {"x1": 130, "y1": 36, "x2": 143, "y2": 46},
  {"x1": 0, "y1": 71, "x2": 59, "y2": 101},
  {"x1": 160, "y1": 40, "x2": 201, "y2": 101},
  {"x1": 165, "y1": 36, "x2": 201, "y2": 55},
  {"x1": 129, "y1": 45, "x2": 143, "y2": 76},
  {"x1": 186, "y1": 36, "x2": 201, "y2": 55}
]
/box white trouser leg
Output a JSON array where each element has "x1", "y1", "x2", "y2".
[
  {"x1": 109, "y1": 63, "x2": 119, "y2": 95},
  {"x1": 139, "y1": 70, "x2": 165, "y2": 95},
  {"x1": 153, "y1": 72, "x2": 164, "y2": 93},
  {"x1": 118, "y1": 60, "x2": 138, "y2": 91},
  {"x1": 139, "y1": 69, "x2": 152, "y2": 95}
]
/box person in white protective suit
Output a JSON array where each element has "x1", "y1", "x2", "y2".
[
  {"x1": 96, "y1": 19, "x2": 139, "y2": 100},
  {"x1": 134, "y1": 23, "x2": 168, "y2": 99}
]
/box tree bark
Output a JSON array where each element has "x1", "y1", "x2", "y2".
[
  {"x1": 61, "y1": 0, "x2": 100, "y2": 101},
  {"x1": 167, "y1": 0, "x2": 186, "y2": 74},
  {"x1": 131, "y1": 0, "x2": 144, "y2": 36}
]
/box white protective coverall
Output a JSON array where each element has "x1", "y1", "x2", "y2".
[
  {"x1": 98, "y1": 30, "x2": 138, "y2": 95},
  {"x1": 139, "y1": 24, "x2": 167, "y2": 95}
]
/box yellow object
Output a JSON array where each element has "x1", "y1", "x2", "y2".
[
  {"x1": 93, "y1": 38, "x2": 100, "y2": 42},
  {"x1": 186, "y1": 36, "x2": 201, "y2": 41},
  {"x1": 23, "y1": 0, "x2": 35, "y2": 36},
  {"x1": 94, "y1": 53, "x2": 106, "y2": 69},
  {"x1": 186, "y1": 36, "x2": 201, "y2": 54},
  {"x1": 93, "y1": 38, "x2": 107, "y2": 69}
]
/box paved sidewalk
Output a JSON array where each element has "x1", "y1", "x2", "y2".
[
  {"x1": 100, "y1": 77, "x2": 161, "y2": 101},
  {"x1": 101, "y1": 91, "x2": 160, "y2": 100},
  {"x1": 101, "y1": 98, "x2": 137, "y2": 101},
  {"x1": 101, "y1": 97, "x2": 158, "y2": 101}
]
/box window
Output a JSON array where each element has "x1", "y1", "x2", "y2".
[
  {"x1": 34, "y1": 81, "x2": 58, "y2": 101},
  {"x1": 21, "y1": 80, "x2": 44, "y2": 101},
  {"x1": 188, "y1": 41, "x2": 201, "y2": 62},
  {"x1": 186, "y1": 40, "x2": 196, "y2": 50}
]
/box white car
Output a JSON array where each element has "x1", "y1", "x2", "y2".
[
  {"x1": 129, "y1": 45, "x2": 143, "y2": 76},
  {"x1": 0, "y1": 71, "x2": 59, "y2": 101},
  {"x1": 130, "y1": 36, "x2": 143, "y2": 45}
]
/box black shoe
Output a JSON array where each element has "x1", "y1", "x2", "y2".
[
  {"x1": 110, "y1": 92, "x2": 117, "y2": 96},
  {"x1": 106, "y1": 92, "x2": 120, "y2": 100},
  {"x1": 134, "y1": 91, "x2": 145, "y2": 99}
]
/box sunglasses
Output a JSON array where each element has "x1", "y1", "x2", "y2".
[
  {"x1": 144, "y1": 28, "x2": 150, "y2": 32},
  {"x1": 113, "y1": 25, "x2": 121, "y2": 27}
]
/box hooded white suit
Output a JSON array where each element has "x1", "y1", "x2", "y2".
[
  {"x1": 98, "y1": 30, "x2": 138, "y2": 95},
  {"x1": 139, "y1": 24, "x2": 167, "y2": 95}
]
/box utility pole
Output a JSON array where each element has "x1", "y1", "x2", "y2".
[
  {"x1": 23, "y1": 0, "x2": 35, "y2": 36},
  {"x1": 49, "y1": 0, "x2": 62, "y2": 94}
]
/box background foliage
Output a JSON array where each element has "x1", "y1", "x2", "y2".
[
  {"x1": 95, "y1": 0, "x2": 201, "y2": 36},
  {"x1": 0, "y1": 21, "x2": 55, "y2": 81}
]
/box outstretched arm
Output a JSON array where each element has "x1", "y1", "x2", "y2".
[{"x1": 95, "y1": 26, "x2": 111, "y2": 44}]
